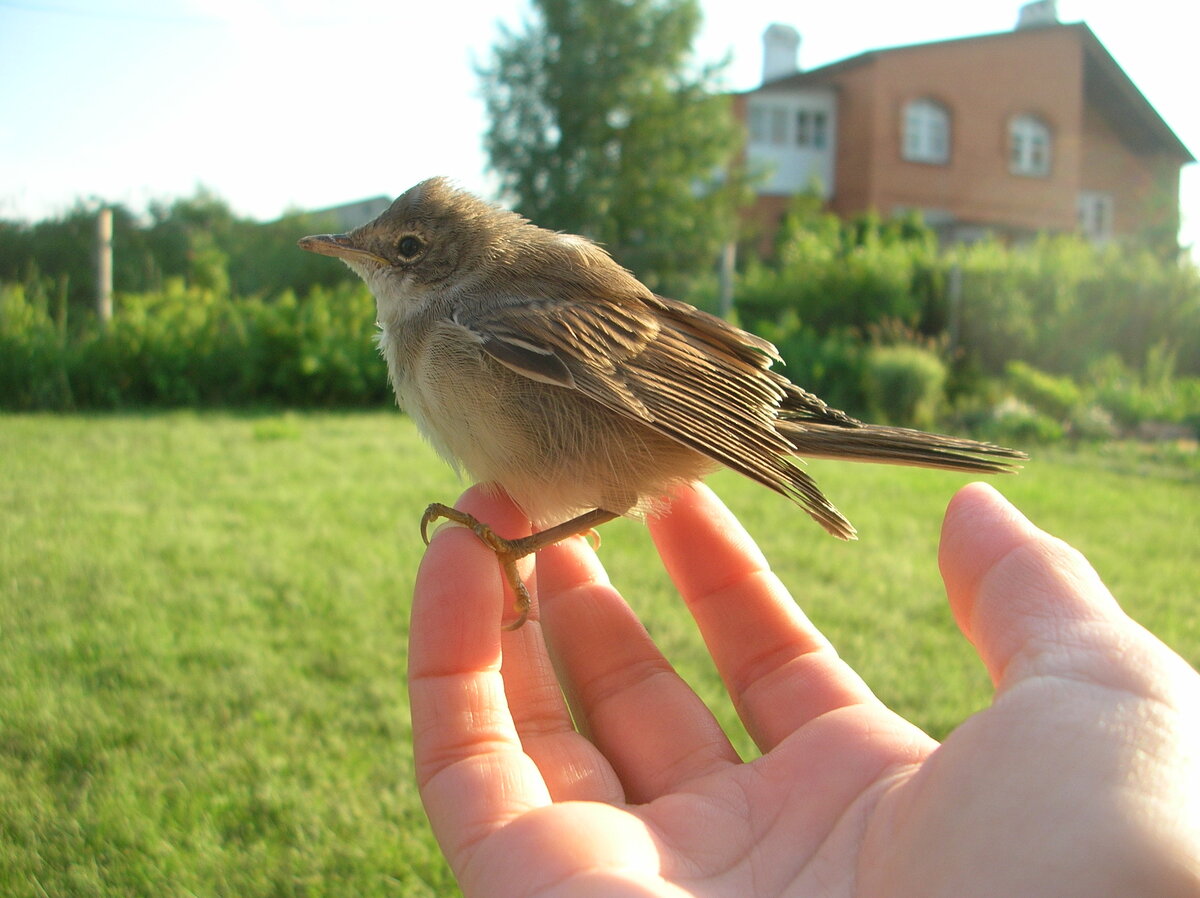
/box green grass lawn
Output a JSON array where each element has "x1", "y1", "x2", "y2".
[{"x1": 1, "y1": 412, "x2": 1197, "y2": 896}]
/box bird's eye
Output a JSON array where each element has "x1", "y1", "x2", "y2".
[{"x1": 396, "y1": 235, "x2": 424, "y2": 261}]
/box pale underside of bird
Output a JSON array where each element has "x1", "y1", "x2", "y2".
[{"x1": 299, "y1": 177, "x2": 1026, "y2": 629}]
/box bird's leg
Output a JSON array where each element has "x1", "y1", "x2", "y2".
[{"x1": 420, "y1": 504, "x2": 619, "y2": 630}]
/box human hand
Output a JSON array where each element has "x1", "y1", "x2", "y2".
[{"x1": 409, "y1": 482, "x2": 1200, "y2": 896}]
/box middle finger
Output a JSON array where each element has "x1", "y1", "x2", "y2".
[{"x1": 533, "y1": 534, "x2": 741, "y2": 804}]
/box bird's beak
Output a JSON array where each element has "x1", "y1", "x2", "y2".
[{"x1": 297, "y1": 233, "x2": 389, "y2": 266}]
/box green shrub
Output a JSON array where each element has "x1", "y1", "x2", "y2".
[
  {"x1": 1066, "y1": 404, "x2": 1119, "y2": 442},
  {"x1": 5, "y1": 206, "x2": 1198, "y2": 420},
  {"x1": 1005, "y1": 360, "x2": 1082, "y2": 419},
  {"x1": 737, "y1": 205, "x2": 941, "y2": 339},
  {"x1": 981, "y1": 397, "x2": 1066, "y2": 445},
  {"x1": 863, "y1": 344, "x2": 947, "y2": 429},
  {"x1": 755, "y1": 311, "x2": 868, "y2": 416},
  {"x1": 0, "y1": 282, "x2": 390, "y2": 410},
  {"x1": 947, "y1": 235, "x2": 1200, "y2": 378},
  {"x1": 1086, "y1": 353, "x2": 1152, "y2": 431},
  {"x1": 0, "y1": 284, "x2": 74, "y2": 409}
]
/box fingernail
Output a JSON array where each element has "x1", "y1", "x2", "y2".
[{"x1": 428, "y1": 519, "x2": 470, "y2": 540}]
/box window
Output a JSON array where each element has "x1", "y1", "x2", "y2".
[
  {"x1": 1077, "y1": 191, "x2": 1114, "y2": 243},
  {"x1": 1010, "y1": 115, "x2": 1052, "y2": 176},
  {"x1": 902, "y1": 99, "x2": 950, "y2": 164},
  {"x1": 749, "y1": 103, "x2": 789, "y2": 146},
  {"x1": 745, "y1": 93, "x2": 836, "y2": 196},
  {"x1": 768, "y1": 108, "x2": 787, "y2": 145},
  {"x1": 748, "y1": 105, "x2": 770, "y2": 144},
  {"x1": 797, "y1": 109, "x2": 828, "y2": 148}
]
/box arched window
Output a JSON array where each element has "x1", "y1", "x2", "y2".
[
  {"x1": 902, "y1": 99, "x2": 950, "y2": 164},
  {"x1": 1010, "y1": 114, "x2": 1052, "y2": 176}
]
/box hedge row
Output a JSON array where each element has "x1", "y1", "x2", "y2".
[{"x1": 0, "y1": 280, "x2": 389, "y2": 410}]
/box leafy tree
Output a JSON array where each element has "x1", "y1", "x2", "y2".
[
  {"x1": 224, "y1": 210, "x2": 352, "y2": 298},
  {"x1": 479, "y1": 0, "x2": 747, "y2": 294}
]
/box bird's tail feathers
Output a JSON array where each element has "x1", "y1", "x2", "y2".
[{"x1": 778, "y1": 421, "x2": 1027, "y2": 474}]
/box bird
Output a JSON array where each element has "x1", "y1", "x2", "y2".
[{"x1": 299, "y1": 177, "x2": 1025, "y2": 629}]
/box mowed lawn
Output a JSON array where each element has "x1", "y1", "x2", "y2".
[{"x1": 1, "y1": 411, "x2": 1197, "y2": 897}]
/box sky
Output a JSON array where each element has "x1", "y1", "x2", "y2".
[{"x1": 1, "y1": 0, "x2": 1197, "y2": 250}]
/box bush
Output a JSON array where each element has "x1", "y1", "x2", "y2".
[
  {"x1": 1086, "y1": 352, "x2": 1200, "y2": 435},
  {"x1": 737, "y1": 240, "x2": 920, "y2": 337},
  {"x1": 6, "y1": 206, "x2": 1198, "y2": 424},
  {"x1": 1005, "y1": 360, "x2": 1082, "y2": 419},
  {"x1": 980, "y1": 397, "x2": 1066, "y2": 445},
  {"x1": 947, "y1": 235, "x2": 1200, "y2": 378},
  {"x1": 0, "y1": 284, "x2": 74, "y2": 409},
  {"x1": 0, "y1": 282, "x2": 390, "y2": 410},
  {"x1": 996, "y1": 356, "x2": 1200, "y2": 440},
  {"x1": 754, "y1": 311, "x2": 868, "y2": 416},
  {"x1": 1066, "y1": 404, "x2": 1119, "y2": 442},
  {"x1": 863, "y1": 345, "x2": 946, "y2": 429}
]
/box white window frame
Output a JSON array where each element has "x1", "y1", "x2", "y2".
[
  {"x1": 768, "y1": 107, "x2": 787, "y2": 145},
  {"x1": 902, "y1": 99, "x2": 950, "y2": 164},
  {"x1": 1078, "y1": 191, "x2": 1114, "y2": 243},
  {"x1": 796, "y1": 109, "x2": 829, "y2": 149},
  {"x1": 750, "y1": 102, "x2": 790, "y2": 146},
  {"x1": 1010, "y1": 114, "x2": 1052, "y2": 177},
  {"x1": 748, "y1": 105, "x2": 771, "y2": 145}
]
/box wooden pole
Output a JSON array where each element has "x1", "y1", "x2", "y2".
[
  {"x1": 97, "y1": 207, "x2": 113, "y2": 323},
  {"x1": 947, "y1": 263, "x2": 963, "y2": 355},
  {"x1": 718, "y1": 240, "x2": 736, "y2": 319}
]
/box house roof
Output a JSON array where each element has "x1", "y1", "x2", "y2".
[{"x1": 748, "y1": 22, "x2": 1194, "y2": 163}]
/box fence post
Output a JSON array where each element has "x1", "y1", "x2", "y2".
[
  {"x1": 718, "y1": 239, "x2": 736, "y2": 319},
  {"x1": 97, "y1": 207, "x2": 113, "y2": 323},
  {"x1": 947, "y1": 263, "x2": 962, "y2": 355}
]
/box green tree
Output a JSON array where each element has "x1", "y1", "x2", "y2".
[{"x1": 479, "y1": 0, "x2": 747, "y2": 294}]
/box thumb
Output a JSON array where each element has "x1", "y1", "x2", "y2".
[{"x1": 937, "y1": 482, "x2": 1168, "y2": 697}]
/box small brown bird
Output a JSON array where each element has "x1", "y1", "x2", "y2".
[{"x1": 300, "y1": 178, "x2": 1024, "y2": 628}]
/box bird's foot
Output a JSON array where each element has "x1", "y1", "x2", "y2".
[
  {"x1": 421, "y1": 503, "x2": 535, "y2": 630},
  {"x1": 420, "y1": 503, "x2": 619, "y2": 630}
]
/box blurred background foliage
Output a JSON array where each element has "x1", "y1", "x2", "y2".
[
  {"x1": 0, "y1": 191, "x2": 352, "y2": 308},
  {"x1": 2, "y1": 189, "x2": 1197, "y2": 450}
]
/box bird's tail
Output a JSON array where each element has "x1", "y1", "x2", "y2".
[{"x1": 777, "y1": 421, "x2": 1027, "y2": 474}]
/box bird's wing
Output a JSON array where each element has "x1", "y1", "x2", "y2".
[
  {"x1": 454, "y1": 296, "x2": 656, "y2": 419},
  {"x1": 456, "y1": 294, "x2": 855, "y2": 537}
]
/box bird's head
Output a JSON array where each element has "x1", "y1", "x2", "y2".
[
  {"x1": 297, "y1": 177, "x2": 536, "y2": 322},
  {"x1": 299, "y1": 176, "x2": 648, "y2": 331}
]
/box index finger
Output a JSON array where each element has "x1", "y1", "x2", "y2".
[{"x1": 407, "y1": 486, "x2": 551, "y2": 871}]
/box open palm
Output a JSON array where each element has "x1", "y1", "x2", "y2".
[{"x1": 409, "y1": 483, "x2": 1199, "y2": 897}]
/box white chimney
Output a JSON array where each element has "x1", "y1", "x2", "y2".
[
  {"x1": 762, "y1": 23, "x2": 801, "y2": 84},
  {"x1": 1015, "y1": 0, "x2": 1059, "y2": 29}
]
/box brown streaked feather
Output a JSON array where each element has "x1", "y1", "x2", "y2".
[
  {"x1": 474, "y1": 330, "x2": 577, "y2": 387},
  {"x1": 462, "y1": 298, "x2": 657, "y2": 422},
  {"x1": 778, "y1": 419, "x2": 1027, "y2": 473},
  {"x1": 651, "y1": 297, "x2": 1024, "y2": 474},
  {"x1": 461, "y1": 291, "x2": 859, "y2": 538},
  {"x1": 460, "y1": 284, "x2": 1024, "y2": 538},
  {"x1": 647, "y1": 294, "x2": 782, "y2": 369}
]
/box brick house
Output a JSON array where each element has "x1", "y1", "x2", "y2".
[{"x1": 734, "y1": 10, "x2": 1194, "y2": 249}]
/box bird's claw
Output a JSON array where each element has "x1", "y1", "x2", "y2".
[{"x1": 420, "y1": 502, "x2": 533, "y2": 629}]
